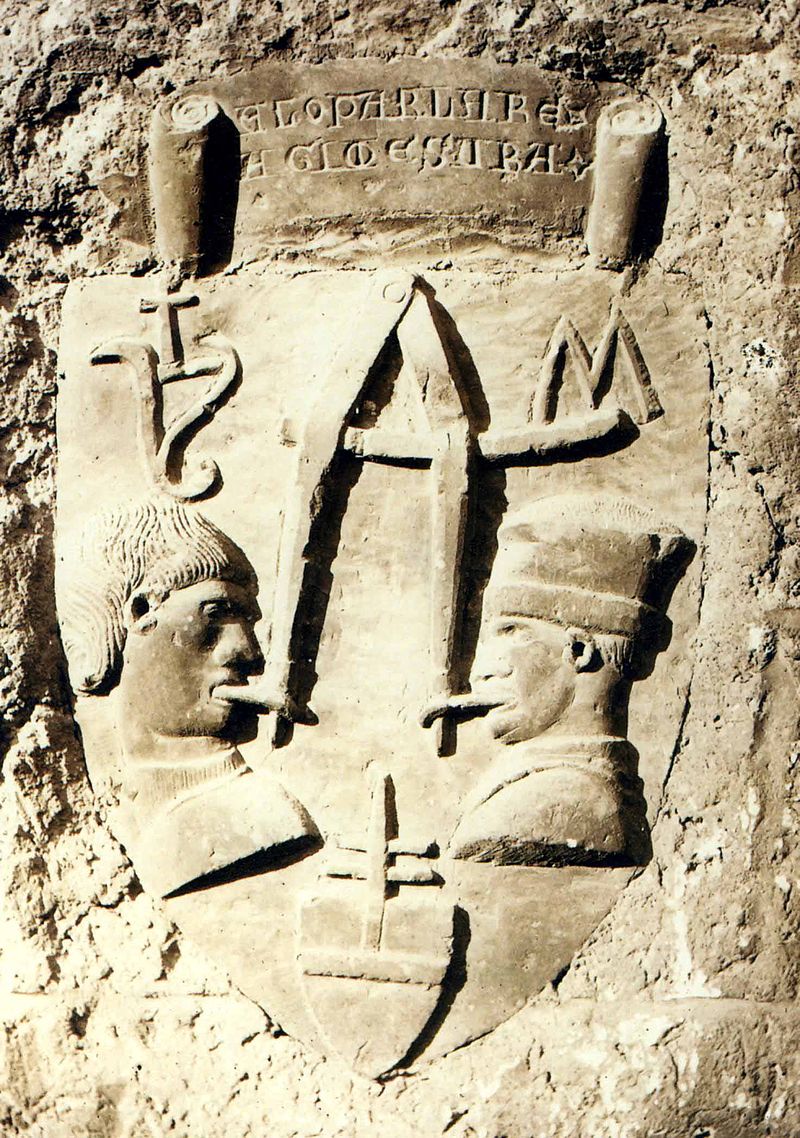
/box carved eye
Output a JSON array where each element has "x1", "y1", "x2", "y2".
[
  {"x1": 202, "y1": 600, "x2": 231, "y2": 621},
  {"x1": 495, "y1": 622, "x2": 518, "y2": 637},
  {"x1": 493, "y1": 619, "x2": 535, "y2": 641}
]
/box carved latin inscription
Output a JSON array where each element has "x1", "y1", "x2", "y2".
[
  {"x1": 237, "y1": 82, "x2": 593, "y2": 183},
  {"x1": 99, "y1": 64, "x2": 664, "y2": 269},
  {"x1": 173, "y1": 61, "x2": 661, "y2": 254}
]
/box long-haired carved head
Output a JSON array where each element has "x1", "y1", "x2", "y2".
[{"x1": 58, "y1": 497, "x2": 256, "y2": 695}]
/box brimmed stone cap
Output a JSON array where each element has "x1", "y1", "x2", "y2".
[{"x1": 489, "y1": 494, "x2": 695, "y2": 638}]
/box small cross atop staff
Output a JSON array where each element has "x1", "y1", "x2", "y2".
[
  {"x1": 90, "y1": 282, "x2": 239, "y2": 500},
  {"x1": 139, "y1": 289, "x2": 198, "y2": 380}
]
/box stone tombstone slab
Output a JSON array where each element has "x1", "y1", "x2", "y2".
[{"x1": 56, "y1": 59, "x2": 707, "y2": 1080}]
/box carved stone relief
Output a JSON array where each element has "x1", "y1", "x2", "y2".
[
  {"x1": 56, "y1": 60, "x2": 707, "y2": 1080},
  {"x1": 104, "y1": 60, "x2": 665, "y2": 266}
]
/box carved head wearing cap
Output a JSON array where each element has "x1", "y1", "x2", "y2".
[{"x1": 473, "y1": 493, "x2": 694, "y2": 744}]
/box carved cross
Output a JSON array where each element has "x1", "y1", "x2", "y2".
[
  {"x1": 90, "y1": 289, "x2": 239, "y2": 500},
  {"x1": 139, "y1": 290, "x2": 199, "y2": 380},
  {"x1": 300, "y1": 769, "x2": 442, "y2": 983}
]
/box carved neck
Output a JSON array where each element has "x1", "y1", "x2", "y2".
[
  {"x1": 542, "y1": 666, "x2": 630, "y2": 742},
  {"x1": 113, "y1": 688, "x2": 235, "y2": 768},
  {"x1": 113, "y1": 698, "x2": 246, "y2": 814}
]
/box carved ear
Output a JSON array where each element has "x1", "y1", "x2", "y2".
[
  {"x1": 563, "y1": 628, "x2": 596, "y2": 672},
  {"x1": 126, "y1": 592, "x2": 158, "y2": 634}
]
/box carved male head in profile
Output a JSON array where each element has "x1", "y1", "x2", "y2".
[
  {"x1": 472, "y1": 493, "x2": 695, "y2": 746},
  {"x1": 59, "y1": 497, "x2": 263, "y2": 750},
  {"x1": 453, "y1": 494, "x2": 695, "y2": 867},
  {"x1": 58, "y1": 498, "x2": 319, "y2": 898}
]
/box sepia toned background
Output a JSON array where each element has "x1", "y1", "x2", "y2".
[{"x1": 1, "y1": 1, "x2": 799, "y2": 1134}]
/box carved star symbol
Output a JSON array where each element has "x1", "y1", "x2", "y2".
[{"x1": 565, "y1": 149, "x2": 591, "y2": 180}]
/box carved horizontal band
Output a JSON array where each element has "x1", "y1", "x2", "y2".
[
  {"x1": 342, "y1": 408, "x2": 628, "y2": 466},
  {"x1": 494, "y1": 583, "x2": 659, "y2": 637},
  {"x1": 299, "y1": 948, "x2": 448, "y2": 986},
  {"x1": 128, "y1": 749, "x2": 246, "y2": 812}
]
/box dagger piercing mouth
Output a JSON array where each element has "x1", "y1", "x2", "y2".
[
  {"x1": 212, "y1": 678, "x2": 280, "y2": 708},
  {"x1": 211, "y1": 681, "x2": 319, "y2": 726},
  {"x1": 420, "y1": 688, "x2": 508, "y2": 728}
]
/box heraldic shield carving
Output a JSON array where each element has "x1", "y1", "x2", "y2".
[{"x1": 56, "y1": 61, "x2": 708, "y2": 1078}]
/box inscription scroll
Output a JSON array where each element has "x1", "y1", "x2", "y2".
[{"x1": 186, "y1": 61, "x2": 642, "y2": 254}]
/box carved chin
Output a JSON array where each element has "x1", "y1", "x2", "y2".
[
  {"x1": 176, "y1": 697, "x2": 235, "y2": 737},
  {"x1": 486, "y1": 681, "x2": 573, "y2": 744},
  {"x1": 485, "y1": 705, "x2": 529, "y2": 743},
  {"x1": 204, "y1": 694, "x2": 260, "y2": 742},
  {"x1": 205, "y1": 708, "x2": 234, "y2": 732}
]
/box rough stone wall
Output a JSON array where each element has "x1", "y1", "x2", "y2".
[{"x1": 0, "y1": 1, "x2": 799, "y2": 1135}]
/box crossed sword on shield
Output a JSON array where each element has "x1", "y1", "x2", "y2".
[{"x1": 93, "y1": 271, "x2": 661, "y2": 756}]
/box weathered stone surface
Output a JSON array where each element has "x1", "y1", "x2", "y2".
[{"x1": 1, "y1": 1, "x2": 799, "y2": 1135}]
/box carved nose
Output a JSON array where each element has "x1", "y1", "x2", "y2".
[
  {"x1": 217, "y1": 625, "x2": 264, "y2": 675},
  {"x1": 473, "y1": 657, "x2": 512, "y2": 686},
  {"x1": 240, "y1": 630, "x2": 264, "y2": 675}
]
